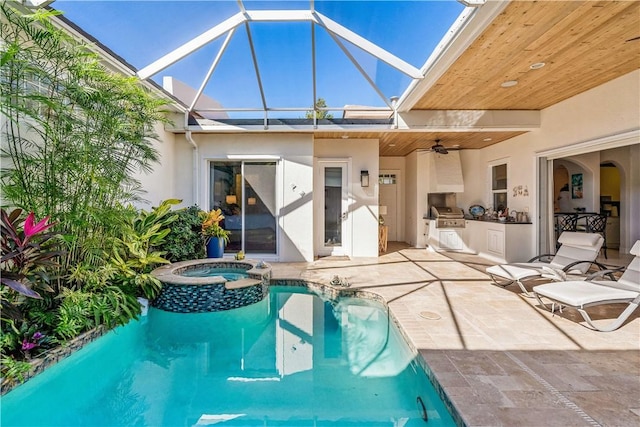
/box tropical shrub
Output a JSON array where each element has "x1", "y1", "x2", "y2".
[
  {"x1": 0, "y1": 4, "x2": 170, "y2": 278},
  {"x1": 107, "y1": 199, "x2": 180, "y2": 299},
  {"x1": 158, "y1": 205, "x2": 206, "y2": 262},
  {"x1": 1, "y1": 209, "x2": 62, "y2": 301}
]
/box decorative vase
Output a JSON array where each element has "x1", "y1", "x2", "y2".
[{"x1": 206, "y1": 237, "x2": 225, "y2": 258}]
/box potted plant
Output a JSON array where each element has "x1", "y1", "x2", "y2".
[{"x1": 201, "y1": 209, "x2": 230, "y2": 258}]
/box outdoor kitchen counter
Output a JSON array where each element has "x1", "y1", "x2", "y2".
[{"x1": 464, "y1": 219, "x2": 533, "y2": 263}]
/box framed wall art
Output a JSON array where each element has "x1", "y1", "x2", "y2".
[{"x1": 571, "y1": 173, "x2": 583, "y2": 199}]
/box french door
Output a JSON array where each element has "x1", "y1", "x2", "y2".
[
  {"x1": 317, "y1": 160, "x2": 351, "y2": 257},
  {"x1": 210, "y1": 161, "x2": 277, "y2": 255}
]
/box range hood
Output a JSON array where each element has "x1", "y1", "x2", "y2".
[{"x1": 428, "y1": 150, "x2": 465, "y2": 193}]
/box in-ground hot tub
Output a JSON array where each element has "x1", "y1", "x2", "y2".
[{"x1": 150, "y1": 259, "x2": 272, "y2": 313}]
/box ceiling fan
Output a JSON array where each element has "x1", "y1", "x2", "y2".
[{"x1": 421, "y1": 139, "x2": 460, "y2": 155}]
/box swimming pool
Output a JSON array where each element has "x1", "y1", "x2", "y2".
[{"x1": 1, "y1": 286, "x2": 456, "y2": 426}]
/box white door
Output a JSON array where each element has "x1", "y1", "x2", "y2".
[
  {"x1": 318, "y1": 161, "x2": 350, "y2": 257},
  {"x1": 379, "y1": 171, "x2": 399, "y2": 241}
]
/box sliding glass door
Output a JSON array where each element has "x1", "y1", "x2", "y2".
[{"x1": 210, "y1": 161, "x2": 277, "y2": 254}]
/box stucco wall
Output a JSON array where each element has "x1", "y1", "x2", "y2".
[{"x1": 132, "y1": 122, "x2": 177, "y2": 209}]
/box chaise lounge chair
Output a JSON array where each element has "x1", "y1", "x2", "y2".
[
  {"x1": 532, "y1": 240, "x2": 640, "y2": 332},
  {"x1": 486, "y1": 232, "x2": 605, "y2": 296}
]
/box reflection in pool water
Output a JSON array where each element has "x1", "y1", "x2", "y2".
[{"x1": 1, "y1": 286, "x2": 456, "y2": 426}]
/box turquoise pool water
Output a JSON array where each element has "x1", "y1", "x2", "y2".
[
  {"x1": 1, "y1": 286, "x2": 456, "y2": 426},
  {"x1": 180, "y1": 267, "x2": 249, "y2": 281}
]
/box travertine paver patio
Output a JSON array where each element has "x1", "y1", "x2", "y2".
[{"x1": 269, "y1": 247, "x2": 640, "y2": 427}]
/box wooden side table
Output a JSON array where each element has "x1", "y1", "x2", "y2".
[{"x1": 379, "y1": 225, "x2": 388, "y2": 253}]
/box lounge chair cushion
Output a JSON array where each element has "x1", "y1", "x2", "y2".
[
  {"x1": 557, "y1": 231, "x2": 603, "y2": 248},
  {"x1": 534, "y1": 281, "x2": 639, "y2": 308},
  {"x1": 551, "y1": 233, "x2": 604, "y2": 273}
]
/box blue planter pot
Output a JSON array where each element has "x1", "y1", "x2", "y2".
[{"x1": 206, "y1": 237, "x2": 225, "y2": 258}]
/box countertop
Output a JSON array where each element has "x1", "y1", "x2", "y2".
[
  {"x1": 464, "y1": 216, "x2": 532, "y2": 225},
  {"x1": 422, "y1": 214, "x2": 532, "y2": 224}
]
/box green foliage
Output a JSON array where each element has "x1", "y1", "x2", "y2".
[
  {"x1": 108, "y1": 199, "x2": 180, "y2": 299},
  {"x1": 1, "y1": 356, "x2": 32, "y2": 386},
  {"x1": 305, "y1": 97, "x2": 334, "y2": 119},
  {"x1": 0, "y1": 4, "x2": 171, "y2": 276},
  {"x1": 0, "y1": 7, "x2": 181, "y2": 379},
  {"x1": 158, "y1": 205, "x2": 206, "y2": 262}
]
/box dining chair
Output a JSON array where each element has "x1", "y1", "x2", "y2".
[
  {"x1": 585, "y1": 213, "x2": 608, "y2": 259},
  {"x1": 555, "y1": 213, "x2": 578, "y2": 249}
]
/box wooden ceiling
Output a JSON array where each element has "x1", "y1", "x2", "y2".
[{"x1": 316, "y1": 0, "x2": 640, "y2": 157}]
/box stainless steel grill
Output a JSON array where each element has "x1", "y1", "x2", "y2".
[{"x1": 431, "y1": 206, "x2": 466, "y2": 228}]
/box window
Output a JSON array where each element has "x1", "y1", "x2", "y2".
[
  {"x1": 210, "y1": 161, "x2": 277, "y2": 254},
  {"x1": 491, "y1": 163, "x2": 508, "y2": 211},
  {"x1": 378, "y1": 174, "x2": 397, "y2": 185}
]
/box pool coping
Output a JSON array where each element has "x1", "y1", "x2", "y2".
[{"x1": 150, "y1": 258, "x2": 271, "y2": 286}]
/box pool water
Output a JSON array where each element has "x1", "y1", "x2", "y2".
[
  {"x1": 181, "y1": 267, "x2": 249, "y2": 281},
  {"x1": 1, "y1": 287, "x2": 456, "y2": 426}
]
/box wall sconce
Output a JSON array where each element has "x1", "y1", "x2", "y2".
[
  {"x1": 360, "y1": 170, "x2": 369, "y2": 187},
  {"x1": 225, "y1": 195, "x2": 237, "y2": 204},
  {"x1": 247, "y1": 197, "x2": 256, "y2": 205}
]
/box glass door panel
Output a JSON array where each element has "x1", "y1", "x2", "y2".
[
  {"x1": 210, "y1": 161, "x2": 277, "y2": 255},
  {"x1": 319, "y1": 161, "x2": 349, "y2": 257},
  {"x1": 324, "y1": 167, "x2": 343, "y2": 247},
  {"x1": 244, "y1": 162, "x2": 277, "y2": 254}
]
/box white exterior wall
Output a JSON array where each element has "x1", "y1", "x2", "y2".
[
  {"x1": 404, "y1": 151, "x2": 432, "y2": 247},
  {"x1": 130, "y1": 122, "x2": 178, "y2": 209},
  {"x1": 314, "y1": 139, "x2": 379, "y2": 258}
]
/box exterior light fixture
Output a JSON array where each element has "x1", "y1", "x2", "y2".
[
  {"x1": 360, "y1": 170, "x2": 369, "y2": 187},
  {"x1": 530, "y1": 62, "x2": 546, "y2": 70},
  {"x1": 500, "y1": 80, "x2": 518, "y2": 88}
]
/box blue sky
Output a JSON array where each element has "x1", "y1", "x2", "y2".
[{"x1": 54, "y1": 1, "x2": 464, "y2": 116}]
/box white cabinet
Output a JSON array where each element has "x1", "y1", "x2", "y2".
[
  {"x1": 439, "y1": 230, "x2": 463, "y2": 250},
  {"x1": 464, "y1": 220, "x2": 532, "y2": 263},
  {"x1": 487, "y1": 229, "x2": 505, "y2": 256},
  {"x1": 427, "y1": 220, "x2": 465, "y2": 251}
]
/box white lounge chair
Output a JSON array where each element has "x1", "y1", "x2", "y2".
[
  {"x1": 486, "y1": 232, "x2": 605, "y2": 296},
  {"x1": 533, "y1": 240, "x2": 640, "y2": 332}
]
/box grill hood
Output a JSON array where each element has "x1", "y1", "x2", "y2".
[{"x1": 428, "y1": 151, "x2": 465, "y2": 193}]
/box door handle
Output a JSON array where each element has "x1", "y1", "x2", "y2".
[{"x1": 342, "y1": 212, "x2": 348, "y2": 220}]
